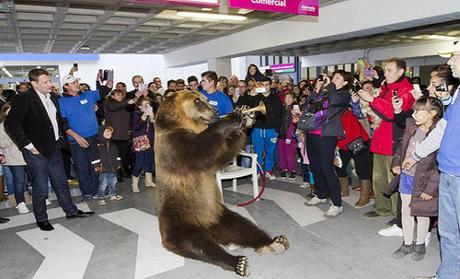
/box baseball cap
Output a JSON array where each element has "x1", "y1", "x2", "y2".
[
  {"x1": 438, "y1": 40, "x2": 460, "y2": 58},
  {"x1": 61, "y1": 75, "x2": 80, "y2": 85}
]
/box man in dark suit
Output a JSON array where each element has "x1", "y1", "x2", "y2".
[{"x1": 5, "y1": 69, "x2": 94, "y2": 231}]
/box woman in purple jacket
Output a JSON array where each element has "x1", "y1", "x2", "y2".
[{"x1": 131, "y1": 96, "x2": 155, "y2": 192}]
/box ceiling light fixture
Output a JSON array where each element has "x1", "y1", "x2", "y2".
[
  {"x1": 176, "y1": 11, "x2": 247, "y2": 21},
  {"x1": 1, "y1": 67, "x2": 13, "y2": 78},
  {"x1": 80, "y1": 45, "x2": 91, "y2": 50},
  {"x1": 428, "y1": 35, "x2": 458, "y2": 41}
]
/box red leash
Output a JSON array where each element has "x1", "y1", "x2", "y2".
[{"x1": 237, "y1": 164, "x2": 267, "y2": 207}]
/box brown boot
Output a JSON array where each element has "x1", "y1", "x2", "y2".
[
  {"x1": 339, "y1": 176, "x2": 349, "y2": 197},
  {"x1": 355, "y1": 179, "x2": 371, "y2": 207}
]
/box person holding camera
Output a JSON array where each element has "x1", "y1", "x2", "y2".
[
  {"x1": 130, "y1": 96, "x2": 156, "y2": 193},
  {"x1": 358, "y1": 58, "x2": 415, "y2": 219},
  {"x1": 303, "y1": 70, "x2": 352, "y2": 217},
  {"x1": 426, "y1": 65, "x2": 459, "y2": 107}
]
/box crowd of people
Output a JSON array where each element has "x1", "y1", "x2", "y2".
[{"x1": 0, "y1": 48, "x2": 459, "y2": 278}]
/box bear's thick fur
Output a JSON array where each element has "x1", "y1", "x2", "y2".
[{"x1": 154, "y1": 90, "x2": 288, "y2": 276}]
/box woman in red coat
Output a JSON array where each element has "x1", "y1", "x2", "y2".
[{"x1": 336, "y1": 109, "x2": 372, "y2": 206}]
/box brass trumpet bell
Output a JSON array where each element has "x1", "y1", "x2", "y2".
[{"x1": 241, "y1": 101, "x2": 266, "y2": 115}]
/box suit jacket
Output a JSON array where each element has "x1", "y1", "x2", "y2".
[{"x1": 4, "y1": 88, "x2": 66, "y2": 159}]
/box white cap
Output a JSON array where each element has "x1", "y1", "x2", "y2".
[{"x1": 61, "y1": 75, "x2": 80, "y2": 85}]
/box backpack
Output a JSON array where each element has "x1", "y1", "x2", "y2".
[{"x1": 297, "y1": 93, "x2": 329, "y2": 132}]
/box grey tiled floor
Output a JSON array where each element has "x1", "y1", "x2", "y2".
[{"x1": 0, "y1": 177, "x2": 439, "y2": 279}]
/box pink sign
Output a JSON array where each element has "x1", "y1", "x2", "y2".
[
  {"x1": 129, "y1": 0, "x2": 220, "y2": 7},
  {"x1": 229, "y1": 0, "x2": 318, "y2": 16}
]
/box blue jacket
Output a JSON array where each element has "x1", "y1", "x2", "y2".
[{"x1": 438, "y1": 88, "x2": 460, "y2": 176}]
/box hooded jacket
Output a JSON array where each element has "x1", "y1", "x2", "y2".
[{"x1": 91, "y1": 125, "x2": 121, "y2": 173}]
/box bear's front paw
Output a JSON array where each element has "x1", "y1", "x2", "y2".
[
  {"x1": 255, "y1": 235, "x2": 289, "y2": 255},
  {"x1": 235, "y1": 256, "x2": 250, "y2": 277}
]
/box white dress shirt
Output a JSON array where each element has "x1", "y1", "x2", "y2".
[{"x1": 24, "y1": 91, "x2": 60, "y2": 150}]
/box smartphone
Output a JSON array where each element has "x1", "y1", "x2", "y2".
[
  {"x1": 73, "y1": 63, "x2": 78, "y2": 71},
  {"x1": 103, "y1": 70, "x2": 109, "y2": 81},
  {"x1": 392, "y1": 90, "x2": 398, "y2": 98},
  {"x1": 107, "y1": 69, "x2": 114, "y2": 81},
  {"x1": 293, "y1": 104, "x2": 300, "y2": 111},
  {"x1": 138, "y1": 83, "x2": 147, "y2": 91}
]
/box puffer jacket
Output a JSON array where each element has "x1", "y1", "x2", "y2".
[
  {"x1": 370, "y1": 76, "x2": 414, "y2": 155},
  {"x1": 91, "y1": 125, "x2": 121, "y2": 173},
  {"x1": 391, "y1": 118, "x2": 439, "y2": 217}
]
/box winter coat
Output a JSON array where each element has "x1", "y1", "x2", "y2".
[
  {"x1": 391, "y1": 118, "x2": 439, "y2": 217},
  {"x1": 91, "y1": 125, "x2": 121, "y2": 173},
  {"x1": 0, "y1": 122, "x2": 26, "y2": 166},
  {"x1": 337, "y1": 109, "x2": 370, "y2": 151},
  {"x1": 370, "y1": 76, "x2": 415, "y2": 155},
  {"x1": 131, "y1": 110, "x2": 154, "y2": 147},
  {"x1": 320, "y1": 83, "x2": 350, "y2": 139},
  {"x1": 104, "y1": 98, "x2": 131, "y2": 140}
]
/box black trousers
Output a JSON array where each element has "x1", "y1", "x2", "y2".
[
  {"x1": 306, "y1": 134, "x2": 342, "y2": 207},
  {"x1": 112, "y1": 139, "x2": 132, "y2": 177},
  {"x1": 335, "y1": 147, "x2": 372, "y2": 180}
]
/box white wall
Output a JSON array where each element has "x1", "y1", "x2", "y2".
[{"x1": 1, "y1": 54, "x2": 209, "y2": 91}]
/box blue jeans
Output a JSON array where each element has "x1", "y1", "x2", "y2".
[
  {"x1": 3, "y1": 165, "x2": 14, "y2": 196},
  {"x1": 69, "y1": 136, "x2": 98, "y2": 197},
  {"x1": 22, "y1": 148, "x2": 77, "y2": 222},
  {"x1": 9, "y1": 165, "x2": 27, "y2": 204},
  {"x1": 251, "y1": 128, "x2": 278, "y2": 172},
  {"x1": 437, "y1": 172, "x2": 460, "y2": 279},
  {"x1": 97, "y1": 173, "x2": 118, "y2": 197},
  {"x1": 241, "y1": 144, "x2": 252, "y2": 168},
  {"x1": 132, "y1": 149, "x2": 154, "y2": 177}
]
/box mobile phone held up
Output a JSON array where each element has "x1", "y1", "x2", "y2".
[
  {"x1": 255, "y1": 87, "x2": 265, "y2": 94},
  {"x1": 392, "y1": 90, "x2": 398, "y2": 98},
  {"x1": 73, "y1": 63, "x2": 78, "y2": 71}
]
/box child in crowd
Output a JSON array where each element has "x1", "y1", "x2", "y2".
[
  {"x1": 277, "y1": 92, "x2": 298, "y2": 179},
  {"x1": 131, "y1": 97, "x2": 155, "y2": 192},
  {"x1": 391, "y1": 96, "x2": 443, "y2": 261},
  {"x1": 297, "y1": 131, "x2": 315, "y2": 192},
  {"x1": 92, "y1": 125, "x2": 123, "y2": 205}
]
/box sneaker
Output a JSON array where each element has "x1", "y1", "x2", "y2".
[
  {"x1": 300, "y1": 182, "x2": 310, "y2": 188},
  {"x1": 392, "y1": 243, "x2": 413, "y2": 259},
  {"x1": 97, "y1": 199, "x2": 107, "y2": 206},
  {"x1": 265, "y1": 171, "x2": 276, "y2": 180},
  {"x1": 412, "y1": 243, "x2": 426, "y2": 261},
  {"x1": 45, "y1": 199, "x2": 52, "y2": 207},
  {"x1": 425, "y1": 232, "x2": 431, "y2": 247},
  {"x1": 288, "y1": 172, "x2": 296, "y2": 179},
  {"x1": 280, "y1": 170, "x2": 288, "y2": 178},
  {"x1": 304, "y1": 195, "x2": 328, "y2": 206},
  {"x1": 110, "y1": 195, "x2": 123, "y2": 201},
  {"x1": 324, "y1": 205, "x2": 343, "y2": 217},
  {"x1": 378, "y1": 224, "x2": 403, "y2": 237},
  {"x1": 16, "y1": 202, "x2": 29, "y2": 214}
]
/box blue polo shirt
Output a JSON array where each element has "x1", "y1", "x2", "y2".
[
  {"x1": 59, "y1": 90, "x2": 100, "y2": 141},
  {"x1": 200, "y1": 89, "x2": 233, "y2": 117}
]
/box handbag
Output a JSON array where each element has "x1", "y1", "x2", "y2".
[
  {"x1": 346, "y1": 137, "x2": 367, "y2": 155},
  {"x1": 132, "y1": 122, "x2": 151, "y2": 152}
]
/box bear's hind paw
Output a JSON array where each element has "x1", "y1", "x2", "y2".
[
  {"x1": 235, "y1": 256, "x2": 250, "y2": 277},
  {"x1": 256, "y1": 235, "x2": 289, "y2": 255}
]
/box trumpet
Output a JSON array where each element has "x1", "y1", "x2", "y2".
[{"x1": 241, "y1": 101, "x2": 266, "y2": 115}]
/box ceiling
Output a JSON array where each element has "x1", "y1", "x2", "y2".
[
  {"x1": 0, "y1": 0, "x2": 345, "y2": 54},
  {"x1": 262, "y1": 19, "x2": 460, "y2": 57}
]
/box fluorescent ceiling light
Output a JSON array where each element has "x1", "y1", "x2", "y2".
[
  {"x1": 428, "y1": 35, "x2": 458, "y2": 41},
  {"x1": 176, "y1": 11, "x2": 247, "y2": 21},
  {"x1": 1, "y1": 67, "x2": 13, "y2": 78},
  {"x1": 81, "y1": 45, "x2": 91, "y2": 50}
]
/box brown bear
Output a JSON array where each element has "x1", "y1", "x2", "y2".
[{"x1": 154, "y1": 90, "x2": 289, "y2": 276}]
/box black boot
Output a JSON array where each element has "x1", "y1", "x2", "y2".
[
  {"x1": 392, "y1": 242, "x2": 413, "y2": 259},
  {"x1": 412, "y1": 243, "x2": 426, "y2": 261}
]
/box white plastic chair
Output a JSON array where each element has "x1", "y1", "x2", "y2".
[{"x1": 216, "y1": 151, "x2": 259, "y2": 201}]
